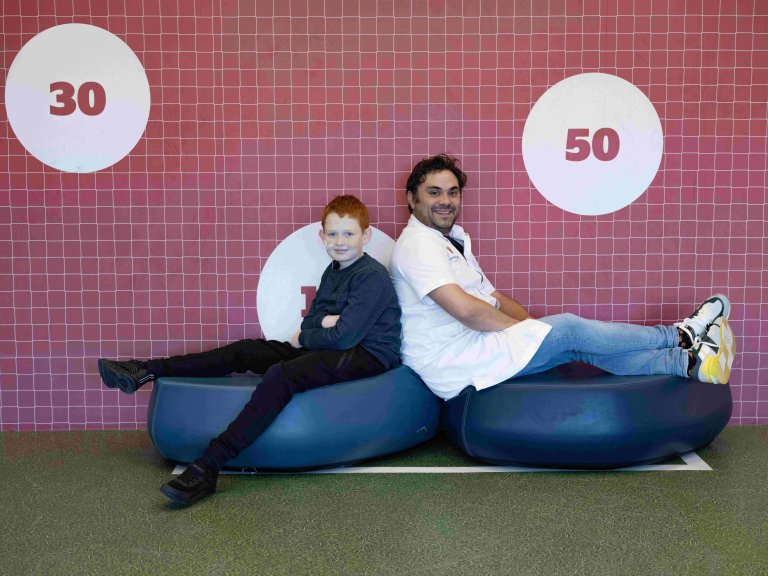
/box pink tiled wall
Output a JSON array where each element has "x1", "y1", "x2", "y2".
[{"x1": 1, "y1": 0, "x2": 766, "y2": 430}]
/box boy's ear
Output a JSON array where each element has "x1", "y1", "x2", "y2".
[
  {"x1": 318, "y1": 226, "x2": 325, "y2": 241},
  {"x1": 362, "y1": 227, "x2": 372, "y2": 245}
]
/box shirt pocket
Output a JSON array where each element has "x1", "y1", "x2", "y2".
[{"x1": 448, "y1": 256, "x2": 483, "y2": 290}]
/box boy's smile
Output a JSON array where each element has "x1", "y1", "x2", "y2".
[{"x1": 320, "y1": 212, "x2": 372, "y2": 268}]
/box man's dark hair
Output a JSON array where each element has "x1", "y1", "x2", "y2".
[{"x1": 405, "y1": 154, "x2": 467, "y2": 213}]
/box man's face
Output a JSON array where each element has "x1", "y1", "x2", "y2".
[{"x1": 407, "y1": 170, "x2": 462, "y2": 235}]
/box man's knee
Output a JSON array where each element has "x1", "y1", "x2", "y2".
[{"x1": 552, "y1": 312, "x2": 580, "y2": 329}]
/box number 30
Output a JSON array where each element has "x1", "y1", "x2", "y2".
[{"x1": 50, "y1": 81, "x2": 106, "y2": 116}]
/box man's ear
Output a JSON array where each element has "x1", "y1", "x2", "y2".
[
  {"x1": 406, "y1": 190, "x2": 416, "y2": 211},
  {"x1": 362, "y1": 227, "x2": 372, "y2": 245}
]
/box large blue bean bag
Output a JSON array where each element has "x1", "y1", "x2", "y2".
[
  {"x1": 147, "y1": 365, "x2": 440, "y2": 470},
  {"x1": 442, "y1": 363, "x2": 732, "y2": 469}
]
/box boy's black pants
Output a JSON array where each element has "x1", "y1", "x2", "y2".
[{"x1": 146, "y1": 339, "x2": 386, "y2": 472}]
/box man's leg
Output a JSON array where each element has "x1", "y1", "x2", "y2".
[
  {"x1": 160, "y1": 346, "x2": 386, "y2": 504},
  {"x1": 514, "y1": 313, "x2": 688, "y2": 378}
]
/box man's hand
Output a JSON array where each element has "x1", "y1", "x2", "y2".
[
  {"x1": 321, "y1": 314, "x2": 340, "y2": 328},
  {"x1": 290, "y1": 330, "x2": 302, "y2": 348},
  {"x1": 492, "y1": 290, "x2": 535, "y2": 321},
  {"x1": 428, "y1": 284, "x2": 520, "y2": 332}
]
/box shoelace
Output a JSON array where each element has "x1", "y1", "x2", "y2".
[
  {"x1": 696, "y1": 339, "x2": 718, "y2": 351},
  {"x1": 685, "y1": 301, "x2": 723, "y2": 337},
  {"x1": 674, "y1": 322, "x2": 700, "y2": 348},
  {"x1": 177, "y1": 466, "x2": 205, "y2": 485}
]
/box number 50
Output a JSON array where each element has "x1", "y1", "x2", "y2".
[{"x1": 565, "y1": 128, "x2": 620, "y2": 161}]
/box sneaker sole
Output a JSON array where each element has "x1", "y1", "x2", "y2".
[
  {"x1": 160, "y1": 482, "x2": 216, "y2": 505},
  {"x1": 700, "y1": 318, "x2": 735, "y2": 384}
]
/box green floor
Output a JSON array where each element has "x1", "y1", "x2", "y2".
[{"x1": 1, "y1": 427, "x2": 767, "y2": 576}]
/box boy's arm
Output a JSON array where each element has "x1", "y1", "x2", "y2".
[
  {"x1": 300, "y1": 270, "x2": 328, "y2": 330},
  {"x1": 299, "y1": 271, "x2": 391, "y2": 350}
]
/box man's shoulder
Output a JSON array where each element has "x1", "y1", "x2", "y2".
[{"x1": 393, "y1": 221, "x2": 441, "y2": 251}]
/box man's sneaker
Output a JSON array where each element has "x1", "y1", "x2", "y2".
[
  {"x1": 160, "y1": 463, "x2": 218, "y2": 505},
  {"x1": 675, "y1": 293, "x2": 731, "y2": 348},
  {"x1": 97, "y1": 359, "x2": 155, "y2": 394},
  {"x1": 689, "y1": 317, "x2": 736, "y2": 384}
]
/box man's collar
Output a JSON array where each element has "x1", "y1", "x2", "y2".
[{"x1": 407, "y1": 214, "x2": 466, "y2": 241}]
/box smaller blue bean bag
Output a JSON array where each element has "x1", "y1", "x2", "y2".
[
  {"x1": 442, "y1": 363, "x2": 732, "y2": 469},
  {"x1": 147, "y1": 365, "x2": 440, "y2": 471}
]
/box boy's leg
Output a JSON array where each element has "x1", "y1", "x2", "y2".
[
  {"x1": 160, "y1": 346, "x2": 385, "y2": 504},
  {"x1": 145, "y1": 339, "x2": 300, "y2": 377},
  {"x1": 99, "y1": 339, "x2": 301, "y2": 393},
  {"x1": 198, "y1": 345, "x2": 386, "y2": 471}
]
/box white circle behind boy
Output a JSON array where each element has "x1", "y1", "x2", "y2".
[{"x1": 257, "y1": 222, "x2": 395, "y2": 342}]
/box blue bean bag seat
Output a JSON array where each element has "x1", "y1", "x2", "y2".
[
  {"x1": 442, "y1": 363, "x2": 732, "y2": 469},
  {"x1": 147, "y1": 365, "x2": 440, "y2": 470}
]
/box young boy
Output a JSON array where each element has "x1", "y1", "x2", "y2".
[{"x1": 98, "y1": 195, "x2": 402, "y2": 505}]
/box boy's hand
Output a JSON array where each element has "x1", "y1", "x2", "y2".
[
  {"x1": 321, "y1": 315, "x2": 340, "y2": 328},
  {"x1": 290, "y1": 330, "x2": 302, "y2": 348}
]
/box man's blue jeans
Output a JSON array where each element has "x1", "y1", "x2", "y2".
[{"x1": 516, "y1": 313, "x2": 689, "y2": 378}]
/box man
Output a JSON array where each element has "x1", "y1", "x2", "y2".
[{"x1": 389, "y1": 154, "x2": 735, "y2": 401}]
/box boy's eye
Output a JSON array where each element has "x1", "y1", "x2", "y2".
[
  {"x1": 326, "y1": 232, "x2": 336, "y2": 238},
  {"x1": 344, "y1": 232, "x2": 354, "y2": 237}
]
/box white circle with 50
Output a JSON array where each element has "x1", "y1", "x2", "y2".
[
  {"x1": 5, "y1": 23, "x2": 151, "y2": 173},
  {"x1": 522, "y1": 73, "x2": 663, "y2": 216},
  {"x1": 257, "y1": 223, "x2": 395, "y2": 342}
]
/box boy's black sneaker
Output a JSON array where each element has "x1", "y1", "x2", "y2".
[
  {"x1": 160, "y1": 463, "x2": 218, "y2": 505},
  {"x1": 97, "y1": 359, "x2": 155, "y2": 394}
]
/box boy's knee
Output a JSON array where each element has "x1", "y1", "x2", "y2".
[{"x1": 260, "y1": 364, "x2": 299, "y2": 401}]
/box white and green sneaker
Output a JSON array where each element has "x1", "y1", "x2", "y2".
[
  {"x1": 689, "y1": 317, "x2": 736, "y2": 384},
  {"x1": 675, "y1": 293, "x2": 731, "y2": 348}
]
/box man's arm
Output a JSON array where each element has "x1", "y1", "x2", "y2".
[
  {"x1": 491, "y1": 290, "x2": 535, "y2": 321},
  {"x1": 428, "y1": 284, "x2": 520, "y2": 332}
]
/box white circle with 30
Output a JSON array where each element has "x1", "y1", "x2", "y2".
[
  {"x1": 5, "y1": 23, "x2": 151, "y2": 173},
  {"x1": 522, "y1": 72, "x2": 663, "y2": 216},
  {"x1": 257, "y1": 223, "x2": 395, "y2": 342}
]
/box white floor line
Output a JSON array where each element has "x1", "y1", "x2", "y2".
[{"x1": 172, "y1": 451, "x2": 712, "y2": 475}]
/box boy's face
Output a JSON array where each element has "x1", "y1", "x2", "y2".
[{"x1": 320, "y1": 212, "x2": 371, "y2": 269}]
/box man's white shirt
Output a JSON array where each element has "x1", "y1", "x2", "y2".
[{"x1": 389, "y1": 215, "x2": 551, "y2": 399}]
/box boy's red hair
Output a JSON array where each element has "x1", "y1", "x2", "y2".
[{"x1": 321, "y1": 195, "x2": 370, "y2": 230}]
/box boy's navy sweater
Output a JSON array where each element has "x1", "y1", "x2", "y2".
[{"x1": 298, "y1": 253, "x2": 402, "y2": 370}]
